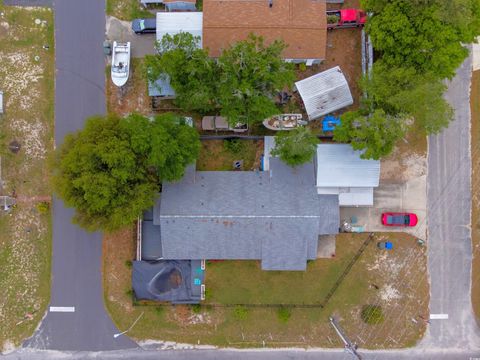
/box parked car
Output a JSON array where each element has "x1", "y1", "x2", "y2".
[
  {"x1": 381, "y1": 212, "x2": 418, "y2": 227},
  {"x1": 132, "y1": 18, "x2": 156, "y2": 34}
]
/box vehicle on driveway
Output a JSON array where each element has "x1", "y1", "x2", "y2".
[
  {"x1": 381, "y1": 212, "x2": 418, "y2": 227},
  {"x1": 132, "y1": 18, "x2": 156, "y2": 34}
]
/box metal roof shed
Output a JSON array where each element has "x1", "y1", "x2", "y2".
[
  {"x1": 156, "y1": 12, "x2": 203, "y2": 47},
  {"x1": 295, "y1": 66, "x2": 353, "y2": 121}
]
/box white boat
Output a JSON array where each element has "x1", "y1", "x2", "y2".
[
  {"x1": 263, "y1": 114, "x2": 307, "y2": 131},
  {"x1": 111, "y1": 41, "x2": 130, "y2": 87}
]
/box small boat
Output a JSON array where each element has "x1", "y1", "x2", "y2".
[
  {"x1": 111, "y1": 41, "x2": 130, "y2": 87},
  {"x1": 263, "y1": 114, "x2": 307, "y2": 131}
]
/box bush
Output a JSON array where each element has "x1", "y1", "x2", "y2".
[
  {"x1": 155, "y1": 306, "x2": 164, "y2": 316},
  {"x1": 277, "y1": 307, "x2": 291, "y2": 323},
  {"x1": 233, "y1": 306, "x2": 249, "y2": 320},
  {"x1": 125, "y1": 260, "x2": 132, "y2": 268},
  {"x1": 298, "y1": 62, "x2": 307, "y2": 72},
  {"x1": 361, "y1": 305, "x2": 385, "y2": 324},
  {"x1": 223, "y1": 139, "x2": 245, "y2": 154},
  {"x1": 36, "y1": 201, "x2": 50, "y2": 214},
  {"x1": 191, "y1": 304, "x2": 202, "y2": 314}
]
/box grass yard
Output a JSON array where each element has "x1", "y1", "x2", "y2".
[
  {"x1": 104, "y1": 229, "x2": 428, "y2": 348},
  {"x1": 471, "y1": 69, "x2": 480, "y2": 322},
  {"x1": 0, "y1": 6, "x2": 54, "y2": 352},
  {"x1": 197, "y1": 140, "x2": 263, "y2": 171},
  {"x1": 106, "y1": 0, "x2": 156, "y2": 21}
]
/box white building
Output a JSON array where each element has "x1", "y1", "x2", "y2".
[
  {"x1": 316, "y1": 144, "x2": 380, "y2": 206},
  {"x1": 156, "y1": 12, "x2": 203, "y2": 47}
]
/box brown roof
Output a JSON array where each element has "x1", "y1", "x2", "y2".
[{"x1": 203, "y1": 0, "x2": 326, "y2": 60}]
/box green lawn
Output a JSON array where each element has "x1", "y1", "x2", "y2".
[
  {"x1": 0, "y1": 5, "x2": 54, "y2": 351},
  {"x1": 196, "y1": 140, "x2": 263, "y2": 171},
  {"x1": 105, "y1": 230, "x2": 428, "y2": 348}
]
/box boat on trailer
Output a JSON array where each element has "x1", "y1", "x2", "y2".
[
  {"x1": 111, "y1": 41, "x2": 130, "y2": 87},
  {"x1": 262, "y1": 114, "x2": 307, "y2": 131}
]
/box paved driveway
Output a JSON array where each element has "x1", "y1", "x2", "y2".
[
  {"x1": 340, "y1": 175, "x2": 427, "y2": 238},
  {"x1": 106, "y1": 16, "x2": 156, "y2": 58},
  {"x1": 23, "y1": 0, "x2": 136, "y2": 351}
]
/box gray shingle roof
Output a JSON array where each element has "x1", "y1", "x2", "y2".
[{"x1": 157, "y1": 158, "x2": 339, "y2": 270}]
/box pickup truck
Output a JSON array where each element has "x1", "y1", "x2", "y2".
[{"x1": 327, "y1": 9, "x2": 367, "y2": 30}]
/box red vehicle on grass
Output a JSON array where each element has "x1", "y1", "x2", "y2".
[
  {"x1": 327, "y1": 9, "x2": 367, "y2": 30},
  {"x1": 381, "y1": 212, "x2": 418, "y2": 227}
]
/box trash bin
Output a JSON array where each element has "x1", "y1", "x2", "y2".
[
  {"x1": 377, "y1": 241, "x2": 393, "y2": 250},
  {"x1": 103, "y1": 40, "x2": 111, "y2": 56}
]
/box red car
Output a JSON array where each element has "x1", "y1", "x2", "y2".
[{"x1": 381, "y1": 212, "x2": 418, "y2": 227}]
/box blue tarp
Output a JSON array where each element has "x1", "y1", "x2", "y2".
[{"x1": 322, "y1": 115, "x2": 341, "y2": 132}]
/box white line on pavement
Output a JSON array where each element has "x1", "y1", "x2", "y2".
[
  {"x1": 49, "y1": 306, "x2": 75, "y2": 312},
  {"x1": 430, "y1": 313, "x2": 449, "y2": 320}
]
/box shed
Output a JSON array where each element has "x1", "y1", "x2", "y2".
[
  {"x1": 156, "y1": 12, "x2": 203, "y2": 47},
  {"x1": 148, "y1": 74, "x2": 176, "y2": 98},
  {"x1": 316, "y1": 144, "x2": 380, "y2": 206},
  {"x1": 295, "y1": 66, "x2": 353, "y2": 121}
]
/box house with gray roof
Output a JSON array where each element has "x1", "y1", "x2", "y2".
[{"x1": 136, "y1": 139, "x2": 380, "y2": 277}]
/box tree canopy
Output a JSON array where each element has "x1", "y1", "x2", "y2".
[
  {"x1": 145, "y1": 33, "x2": 295, "y2": 126},
  {"x1": 361, "y1": 62, "x2": 453, "y2": 134},
  {"x1": 271, "y1": 127, "x2": 319, "y2": 167},
  {"x1": 217, "y1": 34, "x2": 296, "y2": 125},
  {"x1": 52, "y1": 113, "x2": 200, "y2": 231},
  {"x1": 362, "y1": 0, "x2": 479, "y2": 79},
  {"x1": 333, "y1": 109, "x2": 407, "y2": 160},
  {"x1": 145, "y1": 33, "x2": 217, "y2": 113}
]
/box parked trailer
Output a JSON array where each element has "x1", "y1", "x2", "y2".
[{"x1": 327, "y1": 9, "x2": 367, "y2": 29}]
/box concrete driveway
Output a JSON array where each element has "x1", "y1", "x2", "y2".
[
  {"x1": 106, "y1": 16, "x2": 156, "y2": 58},
  {"x1": 340, "y1": 175, "x2": 427, "y2": 238}
]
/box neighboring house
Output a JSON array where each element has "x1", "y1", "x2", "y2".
[
  {"x1": 156, "y1": 11, "x2": 203, "y2": 47},
  {"x1": 202, "y1": 0, "x2": 327, "y2": 64},
  {"x1": 295, "y1": 66, "x2": 354, "y2": 121},
  {"x1": 316, "y1": 144, "x2": 380, "y2": 206}
]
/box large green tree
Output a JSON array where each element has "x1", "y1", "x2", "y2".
[
  {"x1": 145, "y1": 32, "x2": 217, "y2": 113},
  {"x1": 53, "y1": 113, "x2": 200, "y2": 231},
  {"x1": 217, "y1": 34, "x2": 295, "y2": 126},
  {"x1": 361, "y1": 62, "x2": 453, "y2": 134},
  {"x1": 271, "y1": 127, "x2": 319, "y2": 167},
  {"x1": 146, "y1": 33, "x2": 295, "y2": 126},
  {"x1": 333, "y1": 109, "x2": 406, "y2": 160},
  {"x1": 363, "y1": 0, "x2": 476, "y2": 79}
]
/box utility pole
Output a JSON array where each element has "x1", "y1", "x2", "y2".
[{"x1": 329, "y1": 316, "x2": 362, "y2": 360}]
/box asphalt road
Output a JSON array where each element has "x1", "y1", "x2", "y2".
[
  {"x1": 421, "y1": 50, "x2": 480, "y2": 350},
  {"x1": 23, "y1": 0, "x2": 136, "y2": 351},
  {"x1": 4, "y1": 347, "x2": 480, "y2": 360}
]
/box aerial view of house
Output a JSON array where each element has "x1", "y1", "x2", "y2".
[{"x1": 1, "y1": 0, "x2": 479, "y2": 358}]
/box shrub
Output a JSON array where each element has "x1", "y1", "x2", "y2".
[
  {"x1": 277, "y1": 307, "x2": 291, "y2": 323},
  {"x1": 361, "y1": 305, "x2": 385, "y2": 324},
  {"x1": 36, "y1": 201, "x2": 50, "y2": 214},
  {"x1": 125, "y1": 260, "x2": 133, "y2": 268},
  {"x1": 233, "y1": 306, "x2": 249, "y2": 320},
  {"x1": 298, "y1": 62, "x2": 307, "y2": 72},
  {"x1": 191, "y1": 304, "x2": 202, "y2": 314},
  {"x1": 155, "y1": 306, "x2": 164, "y2": 316}
]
